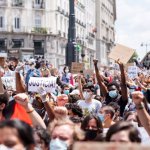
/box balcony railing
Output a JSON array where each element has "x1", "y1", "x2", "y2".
[
  {"x1": 32, "y1": 1, "x2": 45, "y2": 9},
  {"x1": 0, "y1": 26, "x2": 51, "y2": 34},
  {"x1": 32, "y1": 27, "x2": 47, "y2": 34},
  {"x1": 11, "y1": 0, "x2": 24, "y2": 7}
]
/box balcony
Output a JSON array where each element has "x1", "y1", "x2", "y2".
[
  {"x1": 32, "y1": 27, "x2": 47, "y2": 34},
  {"x1": 0, "y1": 0, "x2": 8, "y2": 7},
  {"x1": 89, "y1": 32, "x2": 95, "y2": 38},
  {"x1": 76, "y1": 1, "x2": 85, "y2": 10},
  {"x1": 32, "y1": 1, "x2": 45, "y2": 9},
  {"x1": 11, "y1": 0, "x2": 24, "y2": 7}
]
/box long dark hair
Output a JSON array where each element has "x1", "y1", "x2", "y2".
[
  {"x1": 106, "y1": 121, "x2": 141, "y2": 143},
  {"x1": 81, "y1": 115, "x2": 103, "y2": 133},
  {"x1": 0, "y1": 119, "x2": 35, "y2": 149}
]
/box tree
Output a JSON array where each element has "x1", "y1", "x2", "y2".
[{"x1": 128, "y1": 51, "x2": 138, "y2": 63}]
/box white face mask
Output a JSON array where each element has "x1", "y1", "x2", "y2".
[
  {"x1": 83, "y1": 92, "x2": 91, "y2": 100},
  {"x1": 49, "y1": 138, "x2": 68, "y2": 150},
  {"x1": 65, "y1": 69, "x2": 69, "y2": 73}
]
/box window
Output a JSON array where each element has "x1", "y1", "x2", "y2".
[
  {"x1": 14, "y1": 17, "x2": 20, "y2": 29},
  {"x1": 35, "y1": 0, "x2": 40, "y2": 4},
  {"x1": 35, "y1": 16, "x2": 41, "y2": 27},
  {"x1": 0, "y1": 16, "x2": 4, "y2": 28}
]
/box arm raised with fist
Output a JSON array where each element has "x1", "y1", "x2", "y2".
[
  {"x1": 14, "y1": 93, "x2": 46, "y2": 129},
  {"x1": 132, "y1": 91, "x2": 150, "y2": 135}
]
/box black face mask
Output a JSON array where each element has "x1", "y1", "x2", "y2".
[
  {"x1": 9, "y1": 65, "x2": 15, "y2": 71},
  {"x1": 85, "y1": 129, "x2": 98, "y2": 140}
]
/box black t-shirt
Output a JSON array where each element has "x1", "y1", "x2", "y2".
[{"x1": 105, "y1": 94, "x2": 128, "y2": 117}]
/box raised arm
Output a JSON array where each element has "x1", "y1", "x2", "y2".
[
  {"x1": 78, "y1": 75, "x2": 84, "y2": 99},
  {"x1": 14, "y1": 93, "x2": 46, "y2": 129},
  {"x1": 116, "y1": 60, "x2": 128, "y2": 101},
  {"x1": 37, "y1": 87, "x2": 55, "y2": 122},
  {"x1": 93, "y1": 59, "x2": 108, "y2": 97},
  {"x1": 132, "y1": 91, "x2": 150, "y2": 136},
  {"x1": 135, "y1": 78, "x2": 147, "y2": 91}
]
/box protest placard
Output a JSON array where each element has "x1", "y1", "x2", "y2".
[
  {"x1": 108, "y1": 44, "x2": 135, "y2": 64},
  {"x1": 128, "y1": 66, "x2": 138, "y2": 79},
  {"x1": 84, "y1": 69, "x2": 94, "y2": 78},
  {"x1": 1, "y1": 77, "x2": 16, "y2": 90},
  {"x1": 73, "y1": 142, "x2": 150, "y2": 150},
  {"x1": 71, "y1": 62, "x2": 84, "y2": 74},
  {"x1": 0, "y1": 57, "x2": 5, "y2": 67},
  {"x1": 28, "y1": 77, "x2": 57, "y2": 93}
]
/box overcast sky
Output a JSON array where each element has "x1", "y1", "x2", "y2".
[{"x1": 115, "y1": 0, "x2": 150, "y2": 60}]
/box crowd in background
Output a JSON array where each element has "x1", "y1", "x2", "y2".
[{"x1": 0, "y1": 56, "x2": 150, "y2": 150}]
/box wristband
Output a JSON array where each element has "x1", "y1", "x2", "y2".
[
  {"x1": 136, "y1": 103, "x2": 144, "y2": 110},
  {"x1": 26, "y1": 109, "x2": 35, "y2": 113}
]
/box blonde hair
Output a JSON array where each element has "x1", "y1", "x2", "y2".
[{"x1": 48, "y1": 118, "x2": 85, "y2": 141}]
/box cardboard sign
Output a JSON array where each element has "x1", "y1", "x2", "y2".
[
  {"x1": 0, "y1": 57, "x2": 5, "y2": 68},
  {"x1": 71, "y1": 62, "x2": 84, "y2": 74},
  {"x1": 28, "y1": 77, "x2": 57, "y2": 93},
  {"x1": 84, "y1": 69, "x2": 94, "y2": 78},
  {"x1": 1, "y1": 77, "x2": 16, "y2": 90},
  {"x1": 128, "y1": 66, "x2": 138, "y2": 79},
  {"x1": 73, "y1": 142, "x2": 150, "y2": 150},
  {"x1": 109, "y1": 44, "x2": 135, "y2": 64}
]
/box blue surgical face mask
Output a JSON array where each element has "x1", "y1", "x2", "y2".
[
  {"x1": 64, "y1": 89, "x2": 70, "y2": 95},
  {"x1": 49, "y1": 138, "x2": 68, "y2": 150},
  {"x1": 109, "y1": 90, "x2": 118, "y2": 98},
  {"x1": 98, "y1": 113, "x2": 104, "y2": 122}
]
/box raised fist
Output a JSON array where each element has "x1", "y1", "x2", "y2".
[
  {"x1": 93, "y1": 59, "x2": 98, "y2": 65},
  {"x1": 132, "y1": 91, "x2": 144, "y2": 105}
]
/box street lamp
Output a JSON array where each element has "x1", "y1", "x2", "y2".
[
  {"x1": 140, "y1": 43, "x2": 150, "y2": 54},
  {"x1": 66, "y1": 0, "x2": 77, "y2": 67}
]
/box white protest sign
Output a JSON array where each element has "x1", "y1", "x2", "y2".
[
  {"x1": 128, "y1": 66, "x2": 138, "y2": 79},
  {"x1": 1, "y1": 77, "x2": 16, "y2": 90},
  {"x1": 28, "y1": 77, "x2": 57, "y2": 93}
]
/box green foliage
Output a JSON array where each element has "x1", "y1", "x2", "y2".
[{"x1": 129, "y1": 51, "x2": 138, "y2": 63}]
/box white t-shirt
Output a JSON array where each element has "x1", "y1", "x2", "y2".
[{"x1": 77, "y1": 99, "x2": 102, "y2": 115}]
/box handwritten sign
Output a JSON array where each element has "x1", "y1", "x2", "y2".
[
  {"x1": 128, "y1": 66, "x2": 138, "y2": 79},
  {"x1": 109, "y1": 44, "x2": 135, "y2": 64},
  {"x1": 71, "y1": 62, "x2": 84, "y2": 74},
  {"x1": 28, "y1": 77, "x2": 57, "y2": 93},
  {"x1": 84, "y1": 69, "x2": 94, "y2": 78},
  {"x1": 1, "y1": 77, "x2": 16, "y2": 90}
]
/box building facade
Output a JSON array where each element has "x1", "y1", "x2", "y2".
[
  {"x1": 48, "y1": 0, "x2": 96, "y2": 68},
  {"x1": 0, "y1": 0, "x2": 116, "y2": 68},
  {"x1": 0, "y1": 0, "x2": 53, "y2": 60},
  {"x1": 96, "y1": 0, "x2": 116, "y2": 66}
]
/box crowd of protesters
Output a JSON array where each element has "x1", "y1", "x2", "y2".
[{"x1": 0, "y1": 56, "x2": 150, "y2": 150}]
